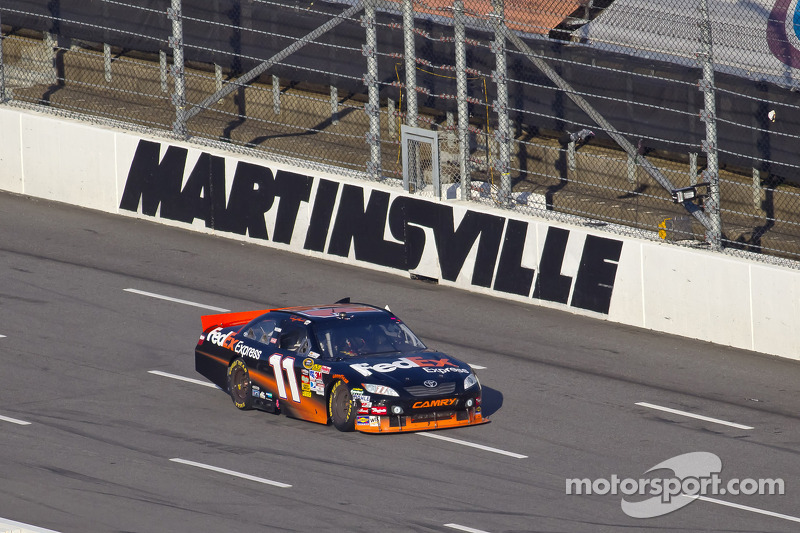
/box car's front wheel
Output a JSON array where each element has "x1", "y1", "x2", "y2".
[
  {"x1": 228, "y1": 358, "x2": 253, "y2": 410},
  {"x1": 328, "y1": 380, "x2": 356, "y2": 432}
]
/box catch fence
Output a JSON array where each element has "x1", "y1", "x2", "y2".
[{"x1": 2, "y1": 0, "x2": 800, "y2": 265}]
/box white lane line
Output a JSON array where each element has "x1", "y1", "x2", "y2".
[
  {"x1": 419, "y1": 433, "x2": 527, "y2": 459},
  {"x1": 444, "y1": 524, "x2": 490, "y2": 533},
  {"x1": 170, "y1": 458, "x2": 291, "y2": 488},
  {"x1": 468, "y1": 364, "x2": 486, "y2": 370},
  {"x1": 635, "y1": 402, "x2": 753, "y2": 430},
  {"x1": 148, "y1": 370, "x2": 219, "y2": 389},
  {"x1": 683, "y1": 494, "x2": 800, "y2": 523},
  {"x1": 0, "y1": 334, "x2": 6, "y2": 338},
  {"x1": 0, "y1": 414, "x2": 32, "y2": 426},
  {"x1": 124, "y1": 288, "x2": 230, "y2": 312},
  {"x1": 0, "y1": 516, "x2": 62, "y2": 533}
]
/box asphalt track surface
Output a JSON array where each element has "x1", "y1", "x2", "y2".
[{"x1": 1, "y1": 190, "x2": 799, "y2": 533}]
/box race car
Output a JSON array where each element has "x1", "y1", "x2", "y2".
[{"x1": 195, "y1": 299, "x2": 487, "y2": 433}]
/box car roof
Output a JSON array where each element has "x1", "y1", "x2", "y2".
[{"x1": 280, "y1": 303, "x2": 388, "y2": 321}]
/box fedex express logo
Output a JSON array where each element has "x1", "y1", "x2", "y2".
[
  {"x1": 350, "y1": 356, "x2": 460, "y2": 376},
  {"x1": 205, "y1": 327, "x2": 262, "y2": 359}
]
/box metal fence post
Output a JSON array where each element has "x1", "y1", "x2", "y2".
[
  {"x1": 104, "y1": 42, "x2": 112, "y2": 82},
  {"x1": 0, "y1": 9, "x2": 5, "y2": 103},
  {"x1": 273, "y1": 75, "x2": 280, "y2": 114},
  {"x1": 699, "y1": 0, "x2": 721, "y2": 249},
  {"x1": 168, "y1": 0, "x2": 187, "y2": 138},
  {"x1": 330, "y1": 85, "x2": 339, "y2": 125},
  {"x1": 402, "y1": 0, "x2": 422, "y2": 190},
  {"x1": 491, "y1": 0, "x2": 511, "y2": 204},
  {"x1": 454, "y1": 0, "x2": 471, "y2": 200},
  {"x1": 402, "y1": 0, "x2": 417, "y2": 128},
  {"x1": 364, "y1": 0, "x2": 381, "y2": 180}
]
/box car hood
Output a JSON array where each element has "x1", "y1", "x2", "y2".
[{"x1": 343, "y1": 351, "x2": 472, "y2": 386}]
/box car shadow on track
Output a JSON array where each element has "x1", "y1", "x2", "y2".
[{"x1": 481, "y1": 386, "x2": 503, "y2": 417}]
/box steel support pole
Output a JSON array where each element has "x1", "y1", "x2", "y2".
[
  {"x1": 491, "y1": 0, "x2": 511, "y2": 204},
  {"x1": 364, "y1": 0, "x2": 382, "y2": 180},
  {"x1": 168, "y1": 0, "x2": 186, "y2": 137},
  {"x1": 699, "y1": 0, "x2": 722, "y2": 249},
  {"x1": 454, "y1": 0, "x2": 471, "y2": 200}
]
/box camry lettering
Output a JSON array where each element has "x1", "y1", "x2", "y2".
[
  {"x1": 423, "y1": 367, "x2": 469, "y2": 374},
  {"x1": 349, "y1": 357, "x2": 459, "y2": 376},
  {"x1": 413, "y1": 398, "x2": 458, "y2": 409}
]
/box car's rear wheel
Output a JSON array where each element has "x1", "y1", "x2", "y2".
[
  {"x1": 228, "y1": 358, "x2": 253, "y2": 410},
  {"x1": 328, "y1": 380, "x2": 356, "y2": 432}
]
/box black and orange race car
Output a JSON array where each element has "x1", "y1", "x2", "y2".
[{"x1": 195, "y1": 300, "x2": 487, "y2": 433}]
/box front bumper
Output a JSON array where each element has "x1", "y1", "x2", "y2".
[{"x1": 354, "y1": 406, "x2": 488, "y2": 433}]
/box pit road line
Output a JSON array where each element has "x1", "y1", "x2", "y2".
[
  {"x1": 0, "y1": 516, "x2": 62, "y2": 533},
  {"x1": 170, "y1": 458, "x2": 291, "y2": 488},
  {"x1": 684, "y1": 494, "x2": 800, "y2": 524},
  {"x1": 0, "y1": 414, "x2": 32, "y2": 426},
  {"x1": 444, "y1": 523, "x2": 491, "y2": 533},
  {"x1": 148, "y1": 370, "x2": 219, "y2": 388},
  {"x1": 419, "y1": 432, "x2": 527, "y2": 459},
  {"x1": 124, "y1": 288, "x2": 230, "y2": 312},
  {"x1": 635, "y1": 402, "x2": 754, "y2": 430}
]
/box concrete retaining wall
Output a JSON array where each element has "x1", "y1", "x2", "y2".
[{"x1": 2, "y1": 105, "x2": 797, "y2": 360}]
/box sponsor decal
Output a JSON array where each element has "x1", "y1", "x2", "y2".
[
  {"x1": 423, "y1": 380, "x2": 438, "y2": 388},
  {"x1": 234, "y1": 342, "x2": 262, "y2": 360},
  {"x1": 332, "y1": 373, "x2": 349, "y2": 384},
  {"x1": 121, "y1": 140, "x2": 622, "y2": 317},
  {"x1": 356, "y1": 416, "x2": 370, "y2": 425},
  {"x1": 301, "y1": 383, "x2": 311, "y2": 391},
  {"x1": 309, "y1": 370, "x2": 321, "y2": 380},
  {"x1": 412, "y1": 398, "x2": 458, "y2": 409},
  {"x1": 319, "y1": 365, "x2": 331, "y2": 374},
  {"x1": 302, "y1": 390, "x2": 312, "y2": 397},
  {"x1": 206, "y1": 328, "x2": 263, "y2": 359},
  {"x1": 308, "y1": 350, "x2": 320, "y2": 358},
  {"x1": 370, "y1": 406, "x2": 387, "y2": 415},
  {"x1": 369, "y1": 416, "x2": 380, "y2": 427},
  {"x1": 301, "y1": 374, "x2": 309, "y2": 384},
  {"x1": 349, "y1": 356, "x2": 458, "y2": 377},
  {"x1": 303, "y1": 358, "x2": 314, "y2": 369}
]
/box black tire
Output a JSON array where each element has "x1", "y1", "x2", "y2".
[
  {"x1": 228, "y1": 358, "x2": 254, "y2": 410},
  {"x1": 328, "y1": 380, "x2": 356, "y2": 432}
]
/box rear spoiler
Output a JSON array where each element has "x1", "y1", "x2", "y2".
[{"x1": 201, "y1": 309, "x2": 272, "y2": 332}]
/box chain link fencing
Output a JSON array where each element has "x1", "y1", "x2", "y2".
[{"x1": 2, "y1": 0, "x2": 800, "y2": 266}]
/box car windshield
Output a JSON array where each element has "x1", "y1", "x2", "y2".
[{"x1": 312, "y1": 315, "x2": 426, "y2": 359}]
